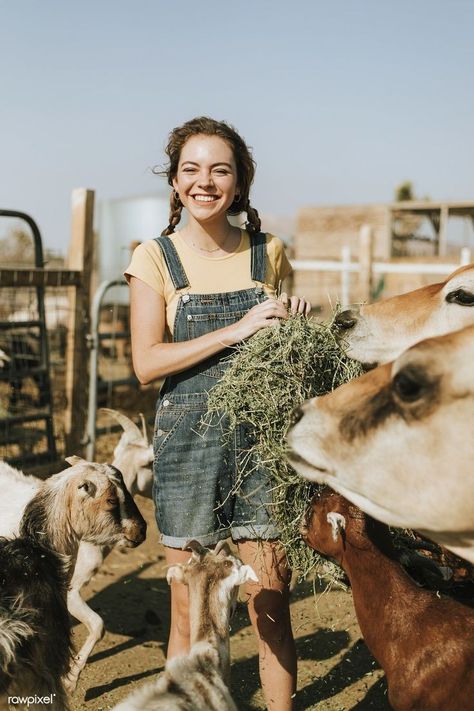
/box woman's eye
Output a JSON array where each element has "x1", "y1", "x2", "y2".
[
  {"x1": 445, "y1": 289, "x2": 474, "y2": 306},
  {"x1": 392, "y1": 370, "x2": 426, "y2": 402}
]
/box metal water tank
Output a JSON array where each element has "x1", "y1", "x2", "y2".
[{"x1": 95, "y1": 193, "x2": 171, "y2": 295}]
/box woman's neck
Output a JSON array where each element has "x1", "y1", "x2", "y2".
[{"x1": 180, "y1": 217, "x2": 240, "y2": 255}]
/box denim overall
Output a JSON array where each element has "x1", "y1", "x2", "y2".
[{"x1": 153, "y1": 232, "x2": 280, "y2": 548}]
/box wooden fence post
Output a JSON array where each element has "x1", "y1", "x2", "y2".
[
  {"x1": 64, "y1": 189, "x2": 95, "y2": 455},
  {"x1": 358, "y1": 224, "x2": 374, "y2": 303}
]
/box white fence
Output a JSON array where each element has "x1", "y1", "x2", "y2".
[{"x1": 290, "y1": 226, "x2": 472, "y2": 307}]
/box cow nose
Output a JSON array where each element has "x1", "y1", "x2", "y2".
[
  {"x1": 334, "y1": 309, "x2": 358, "y2": 330},
  {"x1": 290, "y1": 405, "x2": 304, "y2": 426}
]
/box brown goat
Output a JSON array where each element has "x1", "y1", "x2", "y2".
[
  {"x1": 113, "y1": 540, "x2": 258, "y2": 711},
  {"x1": 301, "y1": 489, "x2": 474, "y2": 711}
]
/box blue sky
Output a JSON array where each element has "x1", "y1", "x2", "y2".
[{"x1": 1, "y1": 0, "x2": 473, "y2": 252}]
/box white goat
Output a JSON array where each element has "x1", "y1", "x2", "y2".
[
  {"x1": 0, "y1": 457, "x2": 146, "y2": 693},
  {"x1": 113, "y1": 540, "x2": 258, "y2": 711},
  {"x1": 67, "y1": 409, "x2": 154, "y2": 690},
  {"x1": 101, "y1": 408, "x2": 154, "y2": 498}
]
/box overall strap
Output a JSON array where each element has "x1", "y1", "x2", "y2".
[
  {"x1": 250, "y1": 232, "x2": 267, "y2": 283},
  {"x1": 154, "y1": 236, "x2": 190, "y2": 291}
]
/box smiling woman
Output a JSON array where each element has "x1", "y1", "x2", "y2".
[
  {"x1": 173, "y1": 134, "x2": 240, "y2": 254},
  {"x1": 124, "y1": 116, "x2": 311, "y2": 711}
]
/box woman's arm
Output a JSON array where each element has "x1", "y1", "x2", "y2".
[{"x1": 129, "y1": 277, "x2": 291, "y2": 384}]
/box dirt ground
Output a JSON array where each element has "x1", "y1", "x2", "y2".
[{"x1": 70, "y1": 494, "x2": 390, "y2": 711}]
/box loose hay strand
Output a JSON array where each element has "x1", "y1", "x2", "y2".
[{"x1": 205, "y1": 314, "x2": 363, "y2": 581}]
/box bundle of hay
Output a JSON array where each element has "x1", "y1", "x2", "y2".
[{"x1": 206, "y1": 314, "x2": 363, "y2": 579}]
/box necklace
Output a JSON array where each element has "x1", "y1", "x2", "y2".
[{"x1": 190, "y1": 225, "x2": 233, "y2": 254}]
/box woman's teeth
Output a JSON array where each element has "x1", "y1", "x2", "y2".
[{"x1": 193, "y1": 195, "x2": 218, "y2": 202}]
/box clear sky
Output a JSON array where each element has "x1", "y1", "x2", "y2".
[{"x1": 1, "y1": 0, "x2": 473, "y2": 253}]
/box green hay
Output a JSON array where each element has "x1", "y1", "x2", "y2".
[{"x1": 205, "y1": 313, "x2": 363, "y2": 581}]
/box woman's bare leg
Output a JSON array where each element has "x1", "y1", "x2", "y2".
[
  {"x1": 237, "y1": 539, "x2": 297, "y2": 711},
  {"x1": 164, "y1": 546, "x2": 192, "y2": 658}
]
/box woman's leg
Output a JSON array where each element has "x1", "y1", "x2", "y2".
[
  {"x1": 237, "y1": 539, "x2": 297, "y2": 711},
  {"x1": 164, "y1": 546, "x2": 193, "y2": 659}
]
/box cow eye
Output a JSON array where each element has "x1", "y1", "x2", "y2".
[
  {"x1": 445, "y1": 289, "x2": 474, "y2": 306},
  {"x1": 392, "y1": 370, "x2": 426, "y2": 402}
]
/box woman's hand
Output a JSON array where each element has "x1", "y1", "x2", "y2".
[
  {"x1": 228, "y1": 298, "x2": 289, "y2": 343},
  {"x1": 279, "y1": 292, "x2": 312, "y2": 315}
]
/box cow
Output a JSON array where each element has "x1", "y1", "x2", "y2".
[
  {"x1": 335, "y1": 263, "x2": 474, "y2": 366},
  {"x1": 286, "y1": 324, "x2": 474, "y2": 564}
]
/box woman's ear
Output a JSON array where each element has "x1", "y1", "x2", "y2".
[{"x1": 172, "y1": 176, "x2": 179, "y2": 191}]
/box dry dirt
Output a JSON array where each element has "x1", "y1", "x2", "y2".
[{"x1": 70, "y1": 495, "x2": 390, "y2": 711}]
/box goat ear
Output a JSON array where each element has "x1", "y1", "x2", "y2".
[
  {"x1": 327, "y1": 512, "x2": 346, "y2": 542},
  {"x1": 65, "y1": 455, "x2": 85, "y2": 467},
  {"x1": 236, "y1": 564, "x2": 259, "y2": 585},
  {"x1": 166, "y1": 565, "x2": 185, "y2": 586}
]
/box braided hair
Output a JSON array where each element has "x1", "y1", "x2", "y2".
[{"x1": 156, "y1": 117, "x2": 261, "y2": 235}]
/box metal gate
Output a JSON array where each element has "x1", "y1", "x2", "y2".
[
  {"x1": 85, "y1": 279, "x2": 138, "y2": 459},
  {"x1": 0, "y1": 210, "x2": 57, "y2": 466}
]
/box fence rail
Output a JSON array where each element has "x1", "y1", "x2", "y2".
[{"x1": 291, "y1": 226, "x2": 472, "y2": 307}]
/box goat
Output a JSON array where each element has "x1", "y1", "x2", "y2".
[
  {"x1": 301, "y1": 489, "x2": 474, "y2": 711},
  {"x1": 113, "y1": 540, "x2": 258, "y2": 711},
  {"x1": 67, "y1": 409, "x2": 154, "y2": 690},
  {"x1": 101, "y1": 408, "x2": 154, "y2": 498},
  {"x1": 0, "y1": 534, "x2": 71, "y2": 711},
  {"x1": 0, "y1": 457, "x2": 147, "y2": 692}
]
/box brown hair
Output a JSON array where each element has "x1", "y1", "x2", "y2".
[{"x1": 157, "y1": 116, "x2": 261, "y2": 236}]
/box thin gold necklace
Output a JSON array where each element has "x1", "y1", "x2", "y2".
[{"x1": 190, "y1": 225, "x2": 233, "y2": 253}]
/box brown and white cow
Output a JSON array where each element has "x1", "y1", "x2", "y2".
[
  {"x1": 335, "y1": 263, "x2": 474, "y2": 365},
  {"x1": 286, "y1": 324, "x2": 474, "y2": 563}
]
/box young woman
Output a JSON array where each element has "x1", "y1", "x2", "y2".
[{"x1": 126, "y1": 116, "x2": 310, "y2": 711}]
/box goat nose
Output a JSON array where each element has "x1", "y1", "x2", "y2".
[{"x1": 334, "y1": 309, "x2": 358, "y2": 330}]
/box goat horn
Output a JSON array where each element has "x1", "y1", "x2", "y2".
[
  {"x1": 183, "y1": 539, "x2": 207, "y2": 560},
  {"x1": 100, "y1": 408, "x2": 143, "y2": 442},
  {"x1": 214, "y1": 540, "x2": 232, "y2": 557},
  {"x1": 138, "y1": 412, "x2": 149, "y2": 444}
]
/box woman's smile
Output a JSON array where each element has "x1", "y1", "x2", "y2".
[{"x1": 192, "y1": 194, "x2": 219, "y2": 203}]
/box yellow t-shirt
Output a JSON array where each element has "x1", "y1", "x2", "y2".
[{"x1": 125, "y1": 229, "x2": 292, "y2": 339}]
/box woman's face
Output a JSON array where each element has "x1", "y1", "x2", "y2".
[{"x1": 172, "y1": 134, "x2": 239, "y2": 224}]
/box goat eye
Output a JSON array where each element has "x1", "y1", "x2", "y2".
[
  {"x1": 392, "y1": 370, "x2": 426, "y2": 402},
  {"x1": 446, "y1": 289, "x2": 474, "y2": 306},
  {"x1": 107, "y1": 498, "x2": 118, "y2": 507},
  {"x1": 78, "y1": 482, "x2": 90, "y2": 493}
]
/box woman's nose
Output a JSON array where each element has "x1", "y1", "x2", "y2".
[{"x1": 197, "y1": 171, "x2": 214, "y2": 187}]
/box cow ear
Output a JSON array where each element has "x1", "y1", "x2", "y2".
[
  {"x1": 166, "y1": 565, "x2": 185, "y2": 585},
  {"x1": 327, "y1": 512, "x2": 346, "y2": 542}
]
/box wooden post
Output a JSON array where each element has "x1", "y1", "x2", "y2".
[
  {"x1": 358, "y1": 224, "x2": 374, "y2": 303},
  {"x1": 64, "y1": 189, "x2": 95, "y2": 455},
  {"x1": 438, "y1": 205, "x2": 449, "y2": 257}
]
